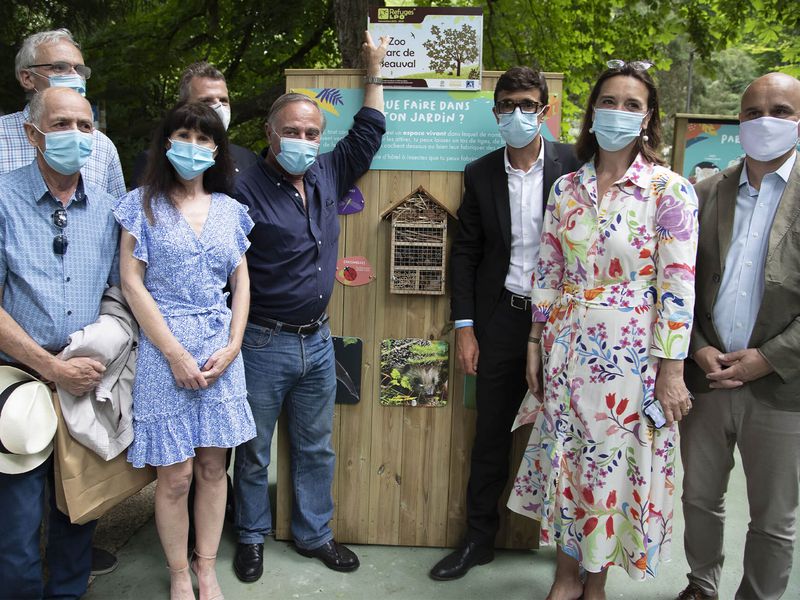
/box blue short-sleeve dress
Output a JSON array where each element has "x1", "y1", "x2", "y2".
[{"x1": 114, "y1": 188, "x2": 256, "y2": 468}]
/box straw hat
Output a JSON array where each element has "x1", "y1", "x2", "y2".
[{"x1": 0, "y1": 366, "x2": 56, "y2": 474}]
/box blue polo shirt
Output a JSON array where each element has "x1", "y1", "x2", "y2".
[
  {"x1": 0, "y1": 160, "x2": 119, "y2": 359},
  {"x1": 235, "y1": 107, "x2": 385, "y2": 325}
]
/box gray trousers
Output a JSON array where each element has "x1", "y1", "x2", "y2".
[{"x1": 680, "y1": 386, "x2": 800, "y2": 599}]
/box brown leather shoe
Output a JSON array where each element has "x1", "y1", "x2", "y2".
[{"x1": 676, "y1": 582, "x2": 718, "y2": 600}]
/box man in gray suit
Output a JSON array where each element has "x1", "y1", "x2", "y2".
[{"x1": 677, "y1": 72, "x2": 800, "y2": 600}]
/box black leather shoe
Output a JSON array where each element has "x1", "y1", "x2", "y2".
[
  {"x1": 296, "y1": 540, "x2": 359, "y2": 572},
  {"x1": 233, "y1": 543, "x2": 264, "y2": 583},
  {"x1": 429, "y1": 541, "x2": 494, "y2": 581},
  {"x1": 90, "y1": 547, "x2": 118, "y2": 576}
]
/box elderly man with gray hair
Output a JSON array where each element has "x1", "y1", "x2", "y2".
[
  {"x1": 230, "y1": 31, "x2": 389, "y2": 582},
  {"x1": 0, "y1": 87, "x2": 120, "y2": 599},
  {"x1": 0, "y1": 28, "x2": 125, "y2": 198}
]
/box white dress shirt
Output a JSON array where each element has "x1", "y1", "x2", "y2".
[
  {"x1": 454, "y1": 142, "x2": 547, "y2": 329},
  {"x1": 503, "y1": 142, "x2": 546, "y2": 295},
  {"x1": 713, "y1": 152, "x2": 796, "y2": 352}
]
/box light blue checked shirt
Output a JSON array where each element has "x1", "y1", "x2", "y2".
[
  {"x1": 0, "y1": 105, "x2": 126, "y2": 198},
  {"x1": 0, "y1": 160, "x2": 120, "y2": 360}
]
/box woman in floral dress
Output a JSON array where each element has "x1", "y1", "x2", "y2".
[
  {"x1": 507, "y1": 63, "x2": 699, "y2": 599},
  {"x1": 117, "y1": 102, "x2": 256, "y2": 600}
]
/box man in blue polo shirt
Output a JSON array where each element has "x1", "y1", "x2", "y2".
[
  {"x1": 232, "y1": 31, "x2": 389, "y2": 581},
  {"x1": 0, "y1": 87, "x2": 119, "y2": 599}
]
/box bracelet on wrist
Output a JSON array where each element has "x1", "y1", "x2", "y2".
[
  {"x1": 364, "y1": 75, "x2": 384, "y2": 85},
  {"x1": 528, "y1": 336, "x2": 541, "y2": 345}
]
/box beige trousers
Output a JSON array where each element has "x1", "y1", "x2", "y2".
[{"x1": 680, "y1": 386, "x2": 800, "y2": 599}]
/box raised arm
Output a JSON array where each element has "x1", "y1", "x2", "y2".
[{"x1": 362, "y1": 30, "x2": 390, "y2": 113}]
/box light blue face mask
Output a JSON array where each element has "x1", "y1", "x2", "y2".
[
  {"x1": 33, "y1": 125, "x2": 93, "y2": 175},
  {"x1": 275, "y1": 136, "x2": 320, "y2": 175},
  {"x1": 591, "y1": 108, "x2": 647, "y2": 152},
  {"x1": 31, "y1": 71, "x2": 87, "y2": 96},
  {"x1": 166, "y1": 139, "x2": 217, "y2": 181},
  {"x1": 498, "y1": 107, "x2": 544, "y2": 149},
  {"x1": 49, "y1": 74, "x2": 87, "y2": 96}
]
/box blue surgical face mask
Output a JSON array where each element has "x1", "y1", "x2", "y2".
[
  {"x1": 274, "y1": 136, "x2": 319, "y2": 175},
  {"x1": 591, "y1": 108, "x2": 647, "y2": 152},
  {"x1": 166, "y1": 139, "x2": 217, "y2": 181},
  {"x1": 32, "y1": 124, "x2": 93, "y2": 175},
  {"x1": 31, "y1": 71, "x2": 87, "y2": 96},
  {"x1": 498, "y1": 107, "x2": 544, "y2": 148}
]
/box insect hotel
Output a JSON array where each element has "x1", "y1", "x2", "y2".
[{"x1": 380, "y1": 185, "x2": 456, "y2": 295}]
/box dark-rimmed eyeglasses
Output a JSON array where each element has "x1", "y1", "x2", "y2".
[
  {"x1": 607, "y1": 59, "x2": 653, "y2": 72},
  {"x1": 495, "y1": 99, "x2": 546, "y2": 114},
  {"x1": 52, "y1": 208, "x2": 69, "y2": 256},
  {"x1": 27, "y1": 62, "x2": 92, "y2": 80}
]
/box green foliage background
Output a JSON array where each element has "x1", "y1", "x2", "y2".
[{"x1": 0, "y1": 0, "x2": 796, "y2": 181}]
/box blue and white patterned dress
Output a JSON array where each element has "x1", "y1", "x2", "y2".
[{"x1": 114, "y1": 188, "x2": 256, "y2": 468}]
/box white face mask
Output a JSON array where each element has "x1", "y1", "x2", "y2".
[
  {"x1": 210, "y1": 103, "x2": 231, "y2": 131},
  {"x1": 739, "y1": 116, "x2": 799, "y2": 162}
]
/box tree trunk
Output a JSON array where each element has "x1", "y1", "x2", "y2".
[{"x1": 334, "y1": 0, "x2": 385, "y2": 68}]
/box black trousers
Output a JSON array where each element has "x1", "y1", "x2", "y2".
[{"x1": 465, "y1": 295, "x2": 530, "y2": 546}]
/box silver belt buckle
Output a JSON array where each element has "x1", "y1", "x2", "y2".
[{"x1": 510, "y1": 293, "x2": 529, "y2": 310}]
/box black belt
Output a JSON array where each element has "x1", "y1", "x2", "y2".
[
  {"x1": 502, "y1": 288, "x2": 532, "y2": 312},
  {"x1": 248, "y1": 314, "x2": 329, "y2": 335}
]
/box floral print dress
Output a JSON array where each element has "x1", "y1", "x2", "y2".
[{"x1": 507, "y1": 155, "x2": 698, "y2": 579}]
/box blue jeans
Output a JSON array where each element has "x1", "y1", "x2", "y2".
[
  {"x1": 234, "y1": 320, "x2": 336, "y2": 550},
  {"x1": 0, "y1": 459, "x2": 96, "y2": 600}
]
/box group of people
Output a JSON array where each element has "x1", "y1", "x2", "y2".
[
  {"x1": 440, "y1": 62, "x2": 800, "y2": 600},
  {"x1": 0, "y1": 23, "x2": 797, "y2": 600},
  {"x1": 0, "y1": 27, "x2": 388, "y2": 600}
]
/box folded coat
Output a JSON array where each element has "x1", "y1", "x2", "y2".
[{"x1": 56, "y1": 285, "x2": 138, "y2": 460}]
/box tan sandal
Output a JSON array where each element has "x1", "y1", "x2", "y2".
[
  {"x1": 190, "y1": 552, "x2": 224, "y2": 600},
  {"x1": 166, "y1": 563, "x2": 195, "y2": 600}
]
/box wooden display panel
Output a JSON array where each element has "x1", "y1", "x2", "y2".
[{"x1": 275, "y1": 69, "x2": 564, "y2": 549}]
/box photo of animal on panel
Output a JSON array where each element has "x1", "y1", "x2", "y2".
[{"x1": 380, "y1": 339, "x2": 449, "y2": 407}]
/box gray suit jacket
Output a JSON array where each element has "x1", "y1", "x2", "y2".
[{"x1": 686, "y1": 152, "x2": 800, "y2": 410}]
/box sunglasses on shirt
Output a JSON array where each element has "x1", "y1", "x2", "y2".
[{"x1": 52, "y1": 208, "x2": 69, "y2": 255}]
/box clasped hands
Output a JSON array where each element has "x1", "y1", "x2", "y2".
[
  {"x1": 168, "y1": 345, "x2": 238, "y2": 390},
  {"x1": 693, "y1": 345, "x2": 773, "y2": 389}
]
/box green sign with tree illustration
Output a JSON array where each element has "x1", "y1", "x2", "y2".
[{"x1": 368, "y1": 7, "x2": 483, "y2": 91}]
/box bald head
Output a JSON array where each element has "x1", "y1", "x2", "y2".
[
  {"x1": 28, "y1": 87, "x2": 92, "y2": 127},
  {"x1": 740, "y1": 72, "x2": 800, "y2": 122}
]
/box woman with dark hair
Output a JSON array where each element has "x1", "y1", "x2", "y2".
[
  {"x1": 507, "y1": 62, "x2": 699, "y2": 599},
  {"x1": 115, "y1": 101, "x2": 256, "y2": 600}
]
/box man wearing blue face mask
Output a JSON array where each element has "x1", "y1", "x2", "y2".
[
  {"x1": 0, "y1": 29, "x2": 126, "y2": 201},
  {"x1": 0, "y1": 87, "x2": 120, "y2": 599},
  {"x1": 230, "y1": 31, "x2": 389, "y2": 582},
  {"x1": 432, "y1": 66, "x2": 581, "y2": 581},
  {"x1": 0, "y1": 28, "x2": 125, "y2": 579}
]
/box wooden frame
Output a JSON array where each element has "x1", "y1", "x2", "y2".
[{"x1": 381, "y1": 185, "x2": 455, "y2": 296}]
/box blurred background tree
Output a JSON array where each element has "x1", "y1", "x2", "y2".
[{"x1": 0, "y1": 0, "x2": 795, "y2": 181}]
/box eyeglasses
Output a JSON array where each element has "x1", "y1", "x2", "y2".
[
  {"x1": 495, "y1": 99, "x2": 546, "y2": 114},
  {"x1": 27, "y1": 62, "x2": 92, "y2": 80},
  {"x1": 52, "y1": 208, "x2": 69, "y2": 256},
  {"x1": 607, "y1": 59, "x2": 653, "y2": 71}
]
